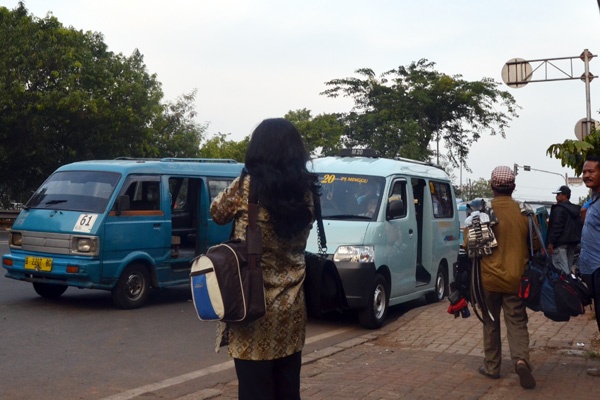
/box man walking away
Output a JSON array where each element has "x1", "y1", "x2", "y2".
[
  {"x1": 547, "y1": 185, "x2": 582, "y2": 274},
  {"x1": 474, "y1": 166, "x2": 538, "y2": 389},
  {"x1": 578, "y1": 156, "x2": 600, "y2": 377}
]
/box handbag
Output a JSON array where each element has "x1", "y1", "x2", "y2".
[
  {"x1": 518, "y1": 217, "x2": 547, "y2": 312},
  {"x1": 304, "y1": 191, "x2": 347, "y2": 317},
  {"x1": 190, "y1": 179, "x2": 266, "y2": 323},
  {"x1": 519, "y1": 215, "x2": 585, "y2": 322}
]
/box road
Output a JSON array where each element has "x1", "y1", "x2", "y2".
[{"x1": 0, "y1": 231, "x2": 386, "y2": 400}]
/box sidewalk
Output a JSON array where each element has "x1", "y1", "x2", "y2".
[{"x1": 187, "y1": 301, "x2": 600, "y2": 399}]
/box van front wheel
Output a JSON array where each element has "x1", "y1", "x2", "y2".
[
  {"x1": 33, "y1": 282, "x2": 67, "y2": 298},
  {"x1": 358, "y1": 274, "x2": 388, "y2": 329},
  {"x1": 111, "y1": 263, "x2": 150, "y2": 309},
  {"x1": 426, "y1": 267, "x2": 446, "y2": 303}
]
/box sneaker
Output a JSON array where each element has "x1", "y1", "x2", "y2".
[
  {"x1": 587, "y1": 368, "x2": 600, "y2": 377},
  {"x1": 515, "y1": 362, "x2": 536, "y2": 389},
  {"x1": 478, "y1": 366, "x2": 500, "y2": 379}
]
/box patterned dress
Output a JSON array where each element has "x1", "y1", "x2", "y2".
[{"x1": 210, "y1": 175, "x2": 313, "y2": 360}]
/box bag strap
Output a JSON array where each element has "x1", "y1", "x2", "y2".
[
  {"x1": 246, "y1": 178, "x2": 262, "y2": 270},
  {"x1": 313, "y1": 190, "x2": 327, "y2": 255}
]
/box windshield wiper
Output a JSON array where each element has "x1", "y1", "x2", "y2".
[
  {"x1": 44, "y1": 200, "x2": 67, "y2": 205},
  {"x1": 324, "y1": 214, "x2": 368, "y2": 220}
]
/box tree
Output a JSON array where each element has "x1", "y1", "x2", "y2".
[
  {"x1": 321, "y1": 59, "x2": 519, "y2": 168},
  {"x1": 459, "y1": 178, "x2": 494, "y2": 200},
  {"x1": 284, "y1": 109, "x2": 345, "y2": 156},
  {"x1": 154, "y1": 90, "x2": 207, "y2": 158},
  {"x1": 546, "y1": 130, "x2": 600, "y2": 175},
  {"x1": 199, "y1": 133, "x2": 249, "y2": 162},
  {"x1": 0, "y1": 3, "x2": 201, "y2": 200}
]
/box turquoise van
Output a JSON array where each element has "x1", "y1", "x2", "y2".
[
  {"x1": 307, "y1": 149, "x2": 460, "y2": 328},
  {"x1": 2, "y1": 158, "x2": 243, "y2": 309}
]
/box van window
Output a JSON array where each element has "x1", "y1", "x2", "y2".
[
  {"x1": 389, "y1": 180, "x2": 408, "y2": 218},
  {"x1": 26, "y1": 170, "x2": 120, "y2": 213},
  {"x1": 121, "y1": 177, "x2": 161, "y2": 211},
  {"x1": 429, "y1": 181, "x2": 454, "y2": 219},
  {"x1": 318, "y1": 174, "x2": 384, "y2": 219},
  {"x1": 208, "y1": 179, "x2": 233, "y2": 203}
]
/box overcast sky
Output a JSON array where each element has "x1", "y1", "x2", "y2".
[{"x1": 6, "y1": 0, "x2": 600, "y2": 202}]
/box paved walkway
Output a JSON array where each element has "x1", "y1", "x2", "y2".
[{"x1": 183, "y1": 301, "x2": 600, "y2": 399}]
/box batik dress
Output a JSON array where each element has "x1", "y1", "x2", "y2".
[{"x1": 210, "y1": 175, "x2": 313, "y2": 360}]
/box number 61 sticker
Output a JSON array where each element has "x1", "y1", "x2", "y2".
[{"x1": 73, "y1": 214, "x2": 98, "y2": 233}]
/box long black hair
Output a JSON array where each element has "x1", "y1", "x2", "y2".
[{"x1": 243, "y1": 118, "x2": 319, "y2": 239}]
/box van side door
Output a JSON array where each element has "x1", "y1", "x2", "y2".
[
  {"x1": 385, "y1": 178, "x2": 418, "y2": 296},
  {"x1": 103, "y1": 175, "x2": 168, "y2": 279}
]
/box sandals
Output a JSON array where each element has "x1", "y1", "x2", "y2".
[
  {"x1": 515, "y1": 362, "x2": 536, "y2": 389},
  {"x1": 478, "y1": 366, "x2": 500, "y2": 379}
]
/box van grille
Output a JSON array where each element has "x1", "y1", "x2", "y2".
[{"x1": 20, "y1": 231, "x2": 72, "y2": 255}]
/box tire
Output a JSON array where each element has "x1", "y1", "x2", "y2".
[
  {"x1": 111, "y1": 263, "x2": 150, "y2": 309},
  {"x1": 358, "y1": 274, "x2": 388, "y2": 329},
  {"x1": 426, "y1": 266, "x2": 447, "y2": 303},
  {"x1": 32, "y1": 282, "x2": 67, "y2": 298}
]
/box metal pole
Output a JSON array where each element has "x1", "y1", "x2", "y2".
[{"x1": 583, "y1": 49, "x2": 593, "y2": 138}]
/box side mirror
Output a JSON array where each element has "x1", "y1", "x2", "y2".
[
  {"x1": 116, "y1": 195, "x2": 130, "y2": 215},
  {"x1": 386, "y1": 196, "x2": 405, "y2": 220}
]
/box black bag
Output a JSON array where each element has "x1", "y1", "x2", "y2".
[
  {"x1": 563, "y1": 272, "x2": 592, "y2": 307},
  {"x1": 304, "y1": 191, "x2": 347, "y2": 317},
  {"x1": 518, "y1": 217, "x2": 548, "y2": 312},
  {"x1": 539, "y1": 267, "x2": 572, "y2": 322},
  {"x1": 518, "y1": 256, "x2": 545, "y2": 312},
  {"x1": 553, "y1": 274, "x2": 585, "y2": 317},
  {"x1": 190, "y1": 179, "x2": 266, "y2": 323}
]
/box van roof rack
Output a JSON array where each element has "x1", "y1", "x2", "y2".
[
  {"x1": 114, "y1": 157, "x2": 238, "y2": 163},
  {"x1": 338, "y1": 148, "x2": 380, "y2": 158}
]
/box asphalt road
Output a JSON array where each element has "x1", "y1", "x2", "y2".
[{"x1": 0, "y1": 231, "x2": 375, "y2": 400}]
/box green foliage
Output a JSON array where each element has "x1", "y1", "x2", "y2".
[
  {"x1": 321, "y1": 59, "x2": 519, "y2": 168},
  {"x1": 546, "y1": 130, "x2": 600, "y2": 175},
  {"x1": 0, "y1": 3, "x2": 202, "y2": 200},
  {"x1": 199, "y1": 133, "x2": 249, "y2": 162},
  {"x1": 284, "y1": 109, "x2": 345, "y2": 156},
  {"x1": 458, "y1": 178, "x2": 493, "y2": 200}
]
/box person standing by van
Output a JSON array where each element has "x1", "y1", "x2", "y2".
[
  {"x1": 546, "y1": 185, "x2": 582, "y2": 274},
  {"x1": 578, "y1": 156, "x2": 600, "y2": 377},
  {"x1": 475, "y1": 166, "x2": 537, "y2": 389},
  {"x1": 210, "y1": 118, "x2": 319, "y2": 399}
]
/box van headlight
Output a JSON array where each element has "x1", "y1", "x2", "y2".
[
  {"x1": 334, "y1": 245, "x2": 374, "y2": 263},
  {"x1": 71, "y1": 236, "x2": 99, "y2": 256},
  {"x1": 9, "y1": 231, "x2": 22, "y2": 247}
]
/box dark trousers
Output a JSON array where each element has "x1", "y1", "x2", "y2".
[
  {"x1": 582, "y1": 269, "x2": 600, "y2": 332},
  {"x1": 234, "y1": 351, "x2": 302, "y2": 400}
]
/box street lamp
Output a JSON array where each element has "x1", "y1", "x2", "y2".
[{"x1": 515, "y1": 164, "x2": 568, "y2": 185}]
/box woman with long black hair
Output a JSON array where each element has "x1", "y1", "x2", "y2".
[{"x1": 210, "y1": 118, "x2": 319, "y2": 399}]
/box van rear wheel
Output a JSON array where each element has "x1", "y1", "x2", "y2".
[
  {"x1": 111, "y1": 263, "x2": 150, "y2": 309},
  {"x1": 358, "y1": 273, "x2": 388, "y2": 329},
  {"x1": 33, "y1": 282, "x2": 67, "y2": 298}
]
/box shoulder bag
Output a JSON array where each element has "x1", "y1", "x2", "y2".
[
  {"x1": 304, "y1": 190, "x2": 348, "y2": 317},
  {"x1": 190, "y1": 178, "x2": 266, "y2": 323}
]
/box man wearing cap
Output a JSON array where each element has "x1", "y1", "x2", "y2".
[
  {"x1": 546, "y1": 185, "x2": 582, "y2": 274},
  {"x1": 475, "y1": 166, "x2": 538, "y2": 389},
  {"x1": 579, "y1": 156, "x2": 600, "y2": 377}
]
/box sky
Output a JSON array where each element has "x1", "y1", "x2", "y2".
[{"x1": 5, "y1": 0, "x2": 600, "y2": 203}]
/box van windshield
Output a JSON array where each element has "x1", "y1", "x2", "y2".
[
  {"x1": 318, "y1": 173, "x2": 385, "y2": 220},
  {"x1": 26, "y1": 171, "x2": 121, "y2": 213}
]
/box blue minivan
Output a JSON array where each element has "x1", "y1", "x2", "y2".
[{"x1": 2, "y1": 158, "x2": 243, "y2": 308}]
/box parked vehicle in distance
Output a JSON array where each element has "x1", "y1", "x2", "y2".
[
  {"x1": 2, "y1": 158, "x2": 243, "y2": 309},
  {"x1": 306, "y1": 149, "x2": 460, "y2": 329}
]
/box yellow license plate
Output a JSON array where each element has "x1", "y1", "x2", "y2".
[{"x1": 25, "y1": 256, "x2": 53, "y2": 272}]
